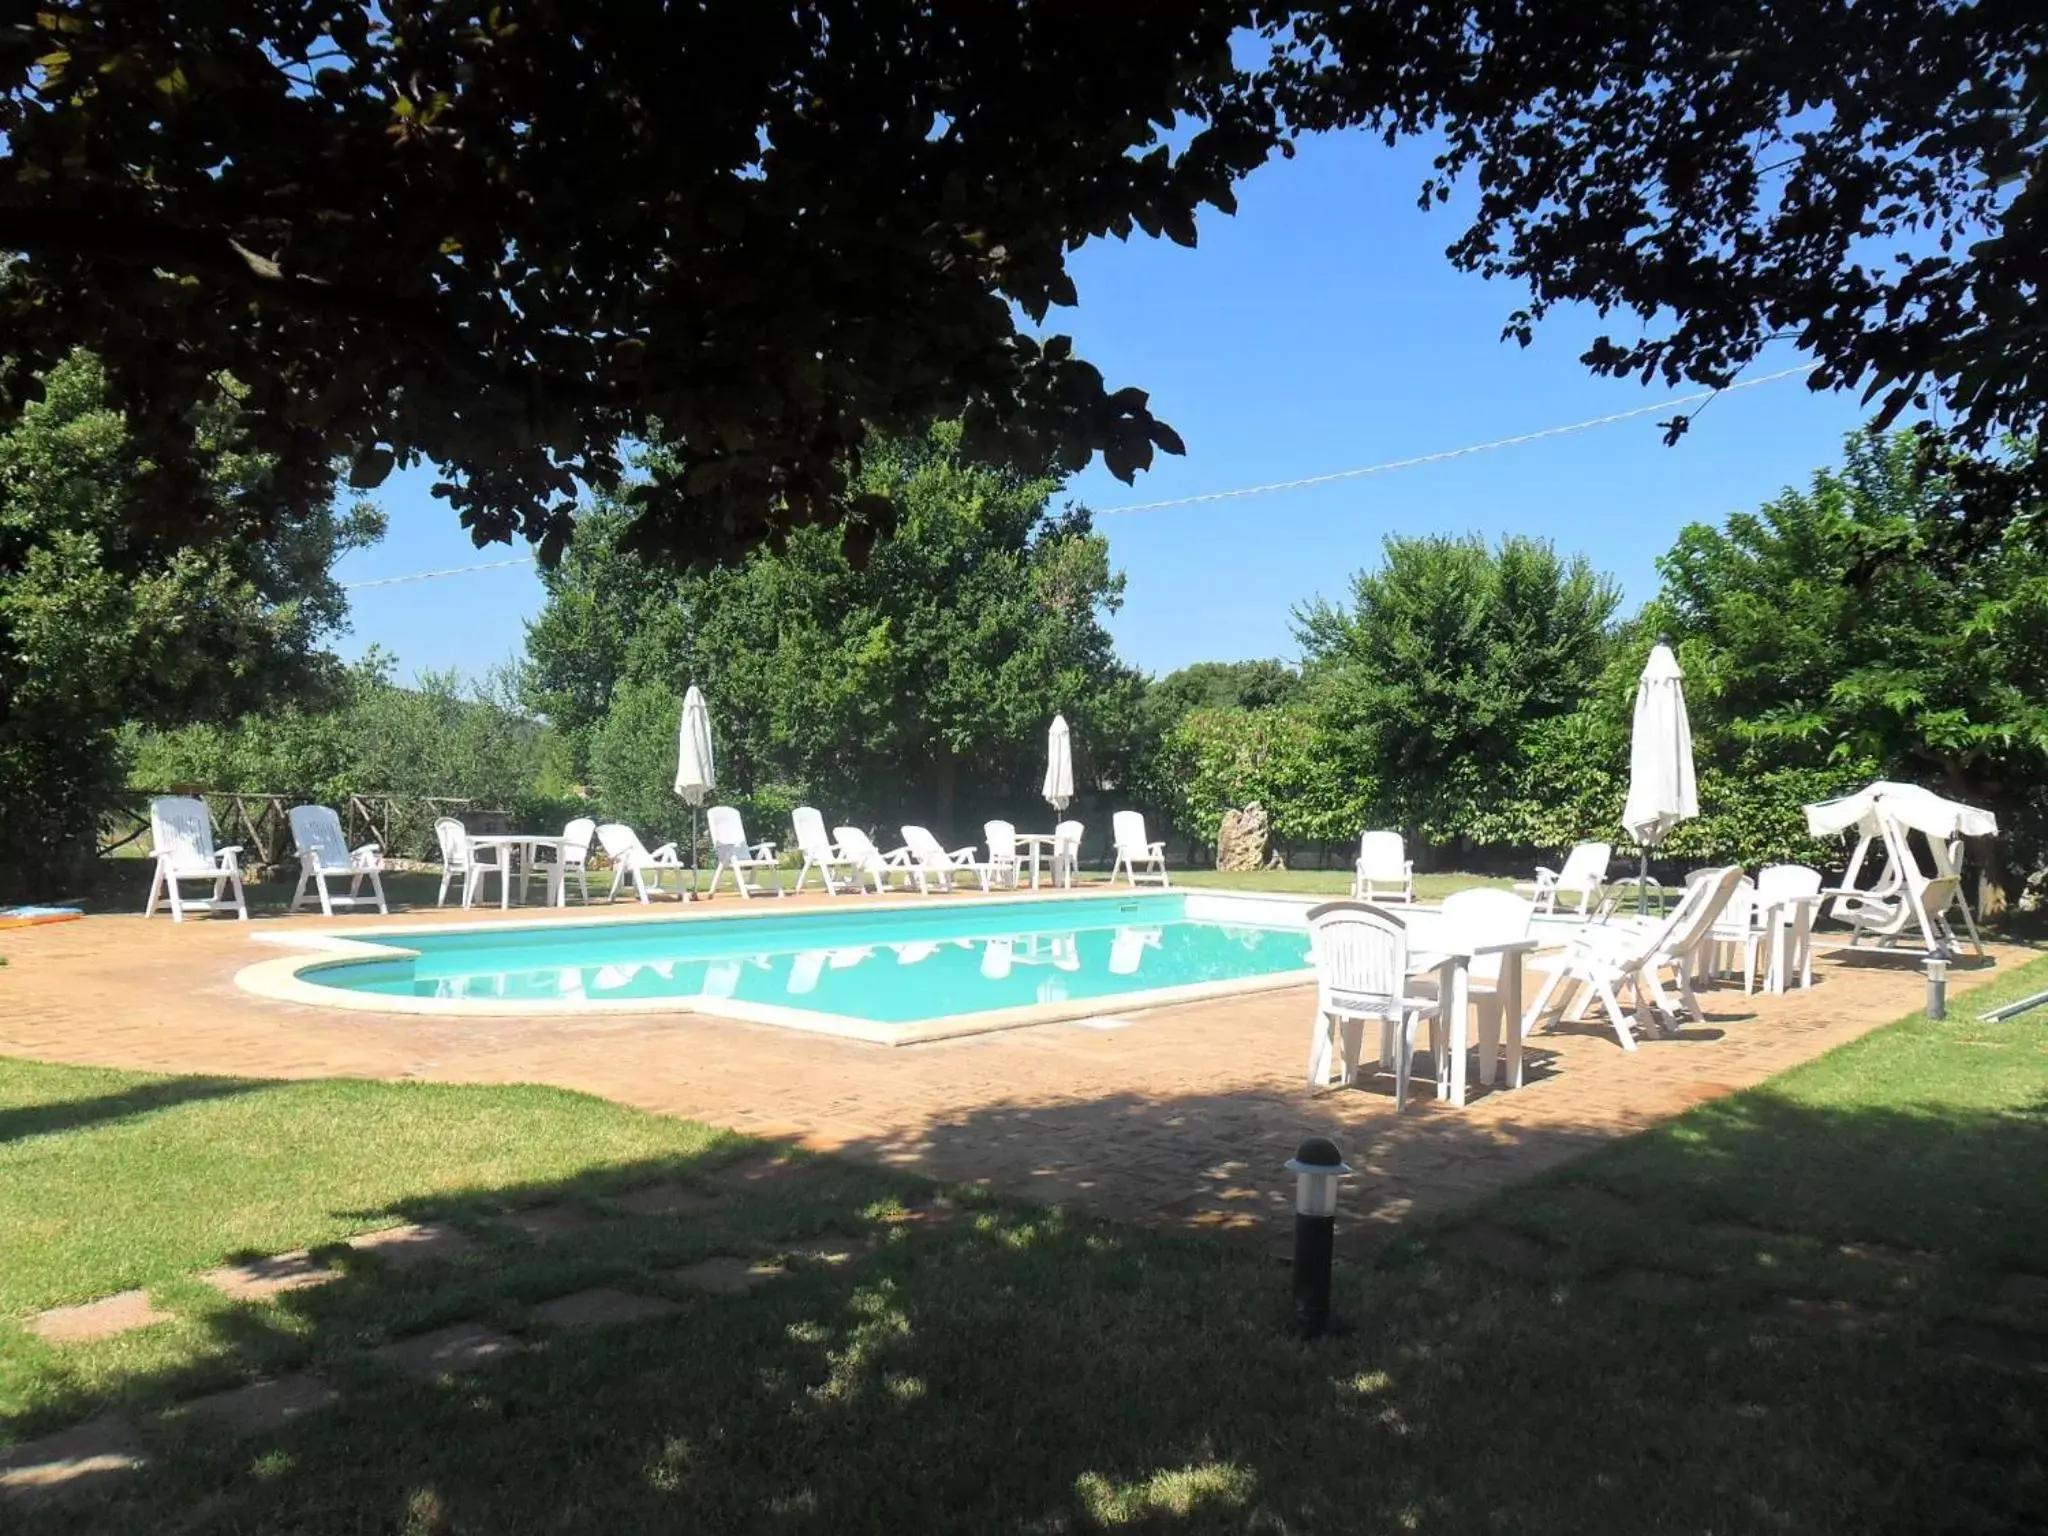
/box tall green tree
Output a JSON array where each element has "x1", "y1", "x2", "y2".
[
  {"x1": 1655, "y1": 430, "x2": 2048, "y2": 888},
  {"x1": 0, "y1": 351, "x2": 382, "y2": 897},
  {"x1": 1295, "y1": 534, "x2": 1620, "y2": 841},
  {"x1": 538, "y1": 424, "x2": 1140, "y2": 843},
  {"x1": 5, "y1": 4, "x2": 2039, "y2": 561}
]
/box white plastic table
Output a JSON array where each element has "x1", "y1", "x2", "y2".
[
  {"x1": 1758, "y1": 893, "x2": 1823, "y2": 993},
  {"x1": 1013, "y1": 832, "x2": 1060, "y2": 889},
  {"x1": 1401, "y1": 922, "x2": 1542, "y2": 1106},
  {"x1": 464, "y1": 835, "x2": 573, "y2": 909}
]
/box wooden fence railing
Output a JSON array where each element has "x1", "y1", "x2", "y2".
[{"x1": 104, "y1": 791, "x2": 508, "y2": 871}]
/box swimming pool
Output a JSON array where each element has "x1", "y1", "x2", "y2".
[{"x1": 238, "y1": 891, "x2": 1317, "y2": 1044}]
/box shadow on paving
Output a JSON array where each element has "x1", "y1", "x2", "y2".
[{"x1": 7, "y1": 1091, "x2": 2048, "y2": 1534}]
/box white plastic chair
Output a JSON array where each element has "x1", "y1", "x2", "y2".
[
  {"x1": 1108, "y1": 926, "x2": 1162, "y2": 976},
  {"x1": 707, "y1": 805, "x2": 783, "y2": 898},
  {"x1": 1304, "y1": 901, "x2": 1441, "y2": 1113},
  {"x1": 528, "y1": 816, "x2": 595, "y2": 906},
  {"x1": 597, "y1": 822, "x2": 688, "y2": 902},
  {"x1": 1051, "y1": 819, "x2": 1084, "y2": 888},
  {"x1": 144, "y1": 796, "x2": 248, "y2": 921},
  {"x1": 434, "y1": 817, "x2": 505, "y2": 909},
  {"x1": 1110, "y1": 811, "x2": 1169, "y2": 888},
  {"x1": 287, "y1": 804, "x2": 388, "y2": 916},
  {"x1": 1416, "y1": 888, "x2": 1534, "y2": 1083},
  {"x1": 1523, "y1": 866, "x2": 1744, "y2": 1050},
  {"x1": 899, "y1": 826, "x2": 991, "y2": 893},
  {"x1": 1756, "y1": 863, "x2": 1824, "y2": 988},
  {"x1": 1704, "y1": 876, "x2": 1766, "y2": 993},
  {"x1": 833, "y1": 827, "x2": 901, "y2": 893},
  {"x1": 1516, "y1": 841, "x2": 1611, "y2": 916},
  {"x1": 792, "y1": 807, "x2": 861, "y2": 895},
  {"x1": 1352, "y1": 831, "x2": 1415, "y2": 903},
  {"x1": 984, "y1": 821, "x2": 1023, "y2": 890}
]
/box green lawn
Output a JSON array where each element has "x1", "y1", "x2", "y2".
[{"x1": 7, "y1": 956, "x2": 2048, "y2": 1531}]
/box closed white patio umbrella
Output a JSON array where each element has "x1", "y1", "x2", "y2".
[
  {"x1": 674, "y1": 685, "x2": 716, "y2": 892},
  {"x1": 1620, "y1": 639, "x2": 1698, "y2": 913},
  {"x1": 1043, "y1": 714, "x2": 1075, "y2": 813}
]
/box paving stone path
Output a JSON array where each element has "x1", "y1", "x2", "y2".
[{"x1": 4, "y1": 1192, "x2": 876, "y2": 1504}]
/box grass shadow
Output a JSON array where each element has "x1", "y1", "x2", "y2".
[{"x1": 0, "y1": 1079, "x2": 260, "y2": 1146}]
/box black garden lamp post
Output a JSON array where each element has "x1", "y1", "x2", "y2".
[{"x1": 1286, "y1": 1135, "x2": 1350, "y2": 1339}]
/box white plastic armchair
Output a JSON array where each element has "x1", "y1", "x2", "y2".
[
  {"x1": 434, "y1": 817, "x2": 505, "y2": 909},
  {"x1": 792, "y1": 807, "x2": 862, "y2": 895},
  {"x1": 1051, "y1": 819, "x2": 1085, "y2": 888},
  {"x1": 1304, "y1": 901, "x2": 1441, "y2": 1113},
  {"x1": 707, "y1": 805, "x2": 784, "y2": 898},
  {"x1": 1352, "y1": 831, "x2": 1415, "y2": 903},
  {"x1": 1523, "y1": 866, "x2": 1743, "y2": 1050},
  {"x1": 899, "y1": 825, "x2": 991, "y2": 893},
  {"x1": 145, "y1": 796, "x2": 248, "y2": 921},
  {"x1": 596, "y1": 822, "x2": 688, "y2": 903},
  {"x1": 1515, "y1": 841, "x2": 1611, "y2": 916},
  {"x1": 1110, "y1": 811, "x2": 1169, "y2": 888},
  {"x1": 531, "y1": 816, "x2": 596, "y2": 905},
  {"x1": 288, "y1": 804, "x2": 388, "y2": 916},
  {"x1": 983, "y1": 821, "x2": 1023, "y2": 890}
]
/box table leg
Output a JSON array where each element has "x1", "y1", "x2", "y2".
[
  {"x1": 501, "y1": 845, "x2": 514, "y2": 909},
  {"x1": 1502, "y1": 951, "x2": 1526, "y2": 1090},
  {"x1": 1438, "y1": 958, "x2": 1470, "y2": 1107}
]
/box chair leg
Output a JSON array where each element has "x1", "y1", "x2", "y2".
[
  {"x1": 227, "y1": 870, "x2": 249, "y2": 920},
  {"x1": 438, "y1": 868, "x2": 454, "y2": 906},
  {"x1": 1521, "y1": 963, "x2": 1569, "y2": 1036},
  {"x1": 316, "y1": 872, "x2": 336, "y2": 917},
  {"x1": 1594, "y1": 973, "x2": 1637, "y2": 1050},
  {"x1": 166, "y1": 874, "x2": 188, "y2": 923},
  {"x1": 368, "y1": 870, "x2": 389, "y2": 915},
  {"x1": 1392, "y1": 1012, "x2": 1415, "y2": 1115}
]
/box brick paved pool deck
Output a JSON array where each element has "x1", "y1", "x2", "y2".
[{"x1": 0, "y1": 890, "x2": 2025, "y2": 1250}]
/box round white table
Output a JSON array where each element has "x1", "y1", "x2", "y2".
[{"x1": 464, "y1": 834, "x2": 575, "y2": 909}]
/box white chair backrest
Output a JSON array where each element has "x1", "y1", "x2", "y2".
[
  {"x1": 707, "y1": 805, "x2": 748, "y2": 856},
  {"x1": 596, "y1": 822, "x2": 648, "y2": 868},
  {"x1": 151, "y1": 796, "x2": 217, "y2": 869},
  {"x1": 835, "y1": 826, "x2": 883, "y2": 867},
  {"x1": 289, "y1": 804, "x2": 350, "y2": 867},
  {"x1": 985, "y1": 820, "x2": 1018, "y2": 861},
  {"x1": 1305, "y1": 901, "x2": 1410, "y2": 1018},
  {"x1": 560, "y1": 817, "x2": 596, "y2": 868},
  {"x1": 793, "y1": 807, "x2": 835, "y2": 860},
  {"x1": 900, "y1": 825, "x2": 946, "y2": 863},
  {"x1": 434, "y1": 816, "x2": 470, "y2": 869},
  {"x1": 1658, "y1": 866, "x2": 1745, "y2": 954},
  {"x1": 1112, "y1": 810, "x2": 1150, "y2": 854},
  {"x1": 1715, "y1": 875, "x2": 1758, "y2": 929},
  {"x1": 1558, "y1": 841, "x2": 1612, "y2": 887},
  {"x1": 1357, "y1": 830, "x2": 1406, "y2": 878},
  {"x1": 1757, "y1": 863, "x2": 1823, "y2": 902},
  {"x1": 1054, "y1": 819, "x2": 1084, "y2": 856},
  {"x1": 1439, "y1": 887, "x2": 1533, "y2": 944}
]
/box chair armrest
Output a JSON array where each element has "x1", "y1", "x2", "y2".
[
  {"x1": 750, "y1": 840, "x2": 777, "y2": 858},
  {"x1": 648, "y1": 842, "x2": 679, "y2": 861},
  {"x1": 1146, "y1": 841, "x2": 1166, "y2": 856},
  {"x1": 1402, "y1": 861, "x2": 1415, "y2": 878},
  {"x1": 947, "y1": 846, "x2": 980, "y2": 862},
  {"x1": 213, "y1": 845, "x2": 245, "y2": 865},
  {"x1": 1533, "y1": 866, "x2": 1560, "y2": 883},
  {"x1": 351, "y1": 842, "x2": 382, "y2": 859},
  {"x1": 880, "y1": 845, "x2": 913, "y2": 865}
]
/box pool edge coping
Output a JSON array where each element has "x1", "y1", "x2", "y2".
[{"x1": 232, "y1": 886, "x2": 1321, "y2": 1045}]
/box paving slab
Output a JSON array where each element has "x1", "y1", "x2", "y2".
[
  {"x1": 500, "y1": 1204, "x2": 594, "y2": 1242},
  {"x1": 200, "y1": 1251, "x2": 339, "y2": 1302},
  {"x1": 180, "y1": 1373, "x2": 339, "y2": 1436},
  {"x1": 609, "y1": 1182, "x2": 721, "y2": 1217},
  {"x1": 374, "y1": 1322, "x2": 523, "y2": 1378},
  {"x1": 345, "y1": 1222, "x2": 478, "y2": 1266},
  {"x1": 531, "y1": 1287, "x2": 678, "y2": 1329},
  {"x1": 674, "y1": 1256, "x2": 788, "y2": 1295},
  {"x1": 27, "y1": 1289, "x2": 170, "y2": 1344},
  {"x1": 0, "y1": 1418, "x2": 145, "y2": 1503}
]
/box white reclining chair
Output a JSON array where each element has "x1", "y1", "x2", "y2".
[
  {"x1": 792, "y1": 807, "x2": 862, "y2": 895},
  {"x1": 983, "y1": 820, "x2": 1024, "y2": 890},
  {"x1": 707, "y1": 805, "x2": 784, "y2": 898},
  {"x1": 597, "y1": 822, "x2": 689, "y2": 902},
  {"x1": 833, "y1": 827, "x2": 902, "y2": 894},
  {"x1": 1353, "y1": 831, "x2": 1415, "y2": 903},
  {"x1": 1523, "y1": 866, "x2": 1744, "y2": 1050},
  {"x1": 899, "y1": 826, "x2": 991, "y2": 893},
  {"x1": 288, "y1": 804, "x2": 388, "y2": 916},
  {"x1": 145, "y1": 796, "x2": 248, "y2": 921},
  {"x1": 1515, "y1": 840, "x2": 1611, "y2": 916},
  {"x1": 1110, "y1": 811, "x2": 1169, "y2": 888}
]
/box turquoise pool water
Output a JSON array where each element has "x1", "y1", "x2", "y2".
[{"x1": 304, "y1": 894, "x2": 1310, "y2": 1022}]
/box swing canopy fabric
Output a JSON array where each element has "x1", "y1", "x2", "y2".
[{"x1": 1803, "y1": 781, "x2": 1998, "y2": 842}]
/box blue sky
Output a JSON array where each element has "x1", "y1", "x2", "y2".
[{"x1": 332, "y1": 129, "x2": 1870, "y2": 683}]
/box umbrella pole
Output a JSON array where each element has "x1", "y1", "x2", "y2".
[
  {"x1": 1638, "y1": 846, "x2": 1651, "y2": 917},
  {"x1": 691, "y1": 805, "x2": 700, "y2": 901}
]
